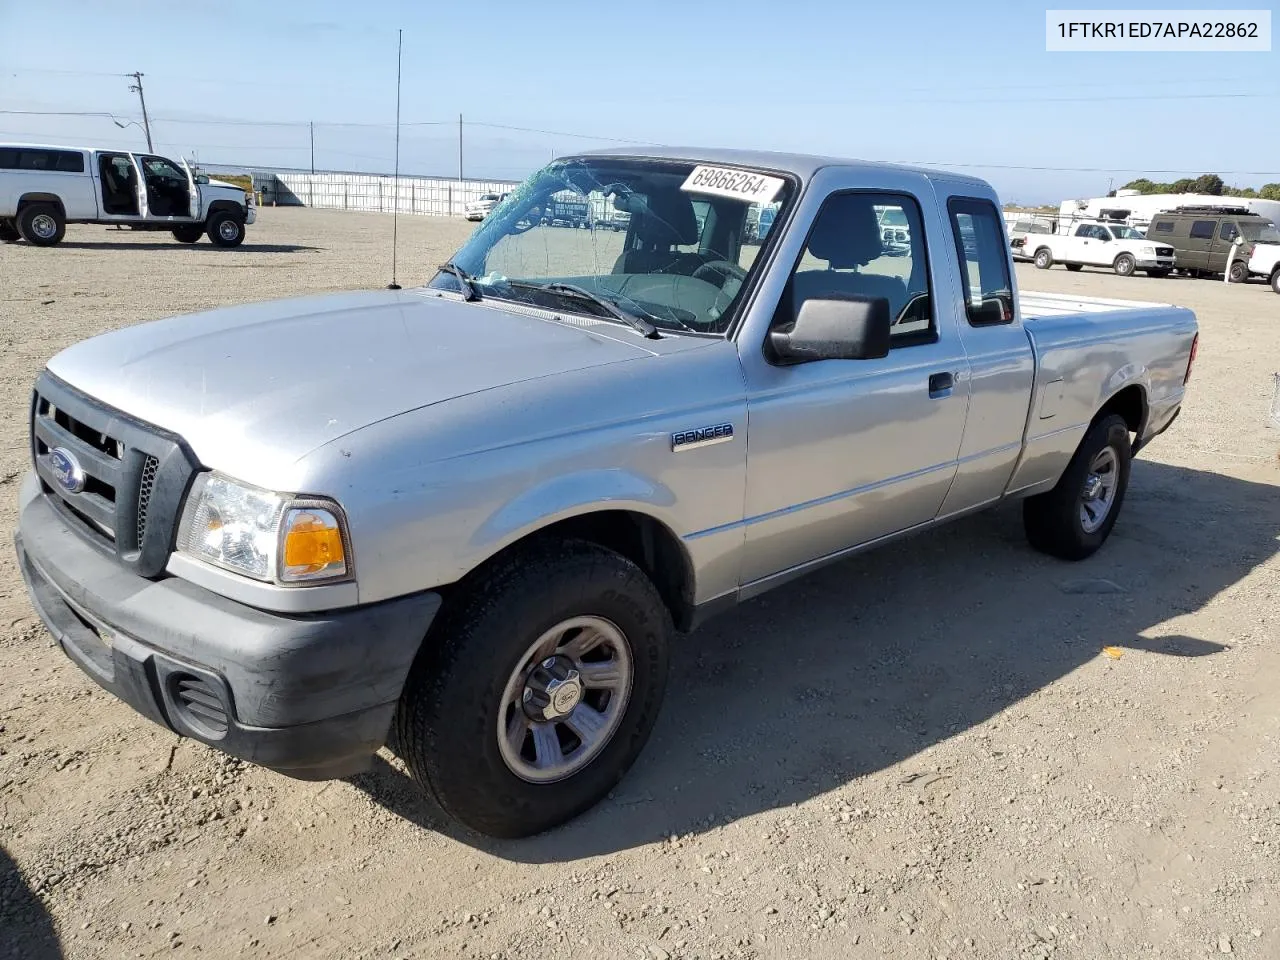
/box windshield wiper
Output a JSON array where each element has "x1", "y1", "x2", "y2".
[
  {"x1": 436, "y1": 262, "x2": 479, "y2": 301},
  {"x1": 520, "y1": 281, "x2": 660, "y2": 339}
]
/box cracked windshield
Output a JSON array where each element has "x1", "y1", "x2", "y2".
[{"x1": 428, "y1": 158, "x2": 794, "y2": 335}]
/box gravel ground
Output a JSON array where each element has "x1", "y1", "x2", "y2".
[{"x1": 1, "y1": 208, "x2": 1277, "y2": 960}]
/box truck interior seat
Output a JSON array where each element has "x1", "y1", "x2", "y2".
[
  {"x1": 613, "y1": 190, "x2": 705, "y2": 276},
  {"x1": 790, "y1": 194, "x2": 907, "y2": 320}
]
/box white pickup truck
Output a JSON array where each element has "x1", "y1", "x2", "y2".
[
  {"x1": 1246, "y1": 237, "x2": 1280, "y2": 294},
  {"x1": 15, "y1": 147, "x2": 1198, "y2": 838},
  {"x1": 1028, "y1": 221, "x2": 1176, "y2": 278},
  {"x1": 0, "y1": 143, "x2": 255, "y2": 247}
]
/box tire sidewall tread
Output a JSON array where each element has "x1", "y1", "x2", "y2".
[
  {"x1": 1023, "y1": 414, "x2": 1132, "y2": 561},
  {"x1": 396, "y1": 539, "x2": 671, "y2": 838}
]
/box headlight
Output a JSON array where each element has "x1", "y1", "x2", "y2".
[{"x1": 176, "y1": 473, "x2": 351, "y2": 585}]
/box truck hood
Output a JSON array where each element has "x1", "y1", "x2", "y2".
[{"x1": 45, "y1": 290, "x2": 657, "y2": 481}]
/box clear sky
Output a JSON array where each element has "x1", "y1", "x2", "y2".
[{"x1": 1, "y1": 0, "x2": 1277, "y2": 204}]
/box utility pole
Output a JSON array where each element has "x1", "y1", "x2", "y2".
[
  {"x1": 458, "y1": 113, "x2": 463, "y2": 181},
  {"x1": 310, "y1": 121, "x2": 315, "y2": 174},
  {"x1": 128, "y1": 72, "x2": 154, "y2": 152}
]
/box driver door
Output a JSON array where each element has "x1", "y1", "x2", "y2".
[{"x1": 179, "y1": 157, "x2": 200, "y2": 219}]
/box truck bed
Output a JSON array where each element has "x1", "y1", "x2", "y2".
[{"x1": 1018, "y1": 290, "x2": 1177, "y2": 319}]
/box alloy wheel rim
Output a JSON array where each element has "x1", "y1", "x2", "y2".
[
  {"x1": 496, "y1": 615, "x2": 634, "y2": 783},
  {"x1": 1079, "y1": 445, "x2": 1119, "y2": 533}
]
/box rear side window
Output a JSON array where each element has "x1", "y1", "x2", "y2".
[
  {"x1": 0, "y1": 148, "x2": 84, "y2": 172},
  {"x1": 1152, "y1": 220, "x2": 1173, "y2": 233},
  {"x1": 1190, "y1": 220, "x2": 1215, "y2": 240},
  {"x1": 1220, "y1": 221, "x2": 1239, "y2": 242},
  {"x1": 947, "y1": 197, "x2": 1014, "y2": 326}
]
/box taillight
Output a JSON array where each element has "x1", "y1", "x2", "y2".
[{"x1": 1184, "y1": 332, "x2": 1199, "y2": 385}]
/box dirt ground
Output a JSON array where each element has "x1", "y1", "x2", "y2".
[{"x1": 1, "y1": 209, "x2": 1277, "y2": 960}]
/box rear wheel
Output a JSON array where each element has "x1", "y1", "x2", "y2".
[
  {"x1": 17, "y1": 203, "x2": 65, "y2": 246},
  {"x1": 395, "y1": 539, "x2": 672, "y2": 838},
  {"x1": 0, "y1": 219, "x2": 19, "y2": 243},
  {"x1": 1228, "y1": 259, "x2": 1249, "y2": 283},
  {"x1": 206, "y1": 211, "x2": 245, "y2": 247},
  {"x1": 1271, "y1": 268, "x2": 1280, "y2": 295},
  {"x1": 1065, "y1": 263, "x2": 1083, "y2": 272},
  {"x1": 1113, "y1": 254, "x2": 1136, "y2": 277},
  {"x1": 1033, "y1": 248, "x2": 1053, "y2": 269},
  {"x1": 172, "y1": 225, "x2": 203, "y2": 244},
  {"x1": 1023, "y1": 414, "x2": 1132, "y2": 561}
]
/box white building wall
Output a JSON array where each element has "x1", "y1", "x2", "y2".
[{"x1": 265, "y1": 173, "x2": 521, "y2": 218}]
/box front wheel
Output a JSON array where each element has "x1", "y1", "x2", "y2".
[
  {"x1": 1033, "y1": 248, "x2": 1053, "y2": 269},
  {"x1": 1113, "y1": 254, "x2": 1136, "y2": 277},
  {"x1": 206, "y1": 212, "x2": 245, "y2": 247},
  {"x1": 17, "y1": 203, "x2": 65, "y2": 246},
  {"x1": 1228, "y1": 260, "x2": 1249, "y2": 283},
  {"x1": 395, "y1": 539, "x2": 672, "y2": 838},
  {"x1": 1065, "y1": 263, "x2": 1083, "y2": 272},
  {"x1": 1023, "y1": 414, "x2": 1132, "y2": 561},
  {"x1": 1272, "y1": 268, "x2": 1280, "y2": 295},
  {"x1": 172, "y1": 225, "x2": 203, "y2": 244}
]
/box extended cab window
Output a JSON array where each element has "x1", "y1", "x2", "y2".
[
  {"x1": 947, "y1": 197, "x2": 1013, "y2": 326},
  {"x1": 1152, "y1": 220, "x2": 1173, "y2": 233},
  {"x1": 1190, "y1": 220, "x2": 1215, "y2": 240},
  {"x1": 785, "y1": 192, "x2": 934, "y2": 343}
]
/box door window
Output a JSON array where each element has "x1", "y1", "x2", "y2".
[
  {"x1": 1220, "y1": 221, "x2": 1239, "y2": 242},
  {"x1": 1190, "y1": 220, "x2": 1215, "y2": 240},
  {"x1": 947, "y1": 197, "x2": 1014, "y2": 326},
  {"x1": 784, "y1": 191, "x2": 934, "y2": 343}
]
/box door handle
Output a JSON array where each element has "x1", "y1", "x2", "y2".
[{"x1": 928, "y1": 372, "x2": 954, "y2": 396}]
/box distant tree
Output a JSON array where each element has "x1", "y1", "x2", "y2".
[
  {"x1": 1169, "y1": 178, "x2": 1195, "y2": 194},
  {"x1": 1225, "y1": 186, "x2": 1258, "y2": 198},
  {"x1": 1260, "y1": 183, "x2": 1280, "y2": 201},
  {"x1": 1122, "y1": 178, "x2": 1157, "y2": 193},
  {"x1": 1191, "y1": 173, "x2": 1225, "y2": 196}
]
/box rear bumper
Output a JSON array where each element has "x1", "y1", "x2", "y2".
[{"x1": 15, "y1": 474, "x2": 440, "y2": 780}]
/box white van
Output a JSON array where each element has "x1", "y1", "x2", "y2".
[{"x1": 0, "y1": 143, "x2": 255, "y2": 247}]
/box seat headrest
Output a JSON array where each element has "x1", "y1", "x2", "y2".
[
  {"x1": 631, "y1": 190, "x2": 700, "y2": 247},
  {"x1": 807, "y1": 195, "x2": 885, "y2": 268}
]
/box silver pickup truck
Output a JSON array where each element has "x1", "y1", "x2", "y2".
[{"x1": 14, "y1": 148, "x2": 1198, "y2": 838}]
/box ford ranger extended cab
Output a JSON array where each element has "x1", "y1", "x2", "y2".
[
  {"x1": 1028, "y1": 220, "x2": 1176, "y2": 277},
  {"x1": 0, "y1": 143, "x2": 255, "y2": 247},
  {"x1": 14, "y1": 148, "x2": 1198, "y2": 838}
]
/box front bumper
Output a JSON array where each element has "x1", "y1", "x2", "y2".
[
  {"x1": 15, "y1": 475, "x2": 440, "y2": 780},
  {"x1": 244, "y1": 206, "x2": 256, "y2": 225},
  {"x1": 1134, "y1": 256, "x2": 1176, "y2": 269}
]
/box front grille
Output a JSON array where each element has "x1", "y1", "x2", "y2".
[
  {"x1": 1156, "y1": 246, "x2": 1175, "y2": 257},
  {"x1": 171, "y1": 674, "x2": 229, "y2": 738},
  {"x1": 136, "y1": 455, "x2": 158, "y2": 545},
  {"x1": 30, "y1": 372, "x2": 198, "y2": 578}
]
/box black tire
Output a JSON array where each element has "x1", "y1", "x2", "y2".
[
  {"x1": 1228, "y1": 259, "x2": 1248, "y2": 283},
  {"x1": 395, "y1": 539, "x2": 672, "y2": 838},
  {"x1": 16, "y1": 203, "x2": 65, "y2": 246},
  {"x1": 1065, "y1": 263, "x2": 1083, "y2": 272},
  {"x1": 172, "y1": 225, "x2": 203, "y2": 244},
  {"x1": 0, "y1": 219, "x2": 19, "y2": 243},
  {"x1": 1145, "y1": 269, "x2": 1170, "y2": 278},
  {"x1": 1271, "y1": 268, "x2": 1280, "y2": 295},
  {"x1": 206, "y1": 211, "x2": 245, "y2": 247},
  {"x1": 1023, "y1": 414, "x2": 1132, "y2": 561},
  {"x1": 1033, "y1": 248, "x2": 1053, "y2": 270},
  {"x1": 1113, "y1": 254, "x2": 1136, "y2": 277}
]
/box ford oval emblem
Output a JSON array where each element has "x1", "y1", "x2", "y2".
[{"x1": 48, "y1": 447, "x2": 86, "y2": 494}]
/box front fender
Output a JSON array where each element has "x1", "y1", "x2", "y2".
[{"x1": 472, "y1": 468, "x2": 679, "y2": 555}]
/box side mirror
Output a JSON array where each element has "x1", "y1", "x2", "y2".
[
  {"x1": 195, "y1": 174, "x2": 209, "y2": 185},
  {"x1": 770, "y1": 295, "x2": 891, "y2": 364}
]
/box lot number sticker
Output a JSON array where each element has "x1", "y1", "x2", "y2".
[{"x1": 681, "y1": 166, "x2": 784, "y2": 205}]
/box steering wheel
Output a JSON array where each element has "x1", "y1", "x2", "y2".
[{"x1": 692, "y1": 260, "x2": 748, "y2": 288}]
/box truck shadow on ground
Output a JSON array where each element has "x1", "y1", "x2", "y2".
[
  {"x1": 352, "y1": 458, "x2": 1277, "y2": 861},
  {"x1": 51, "y1": 241, "x2": 318, "y2": 253},
  {"x1": 0, "y1": 846, "x2": 63, "y2": 959}
]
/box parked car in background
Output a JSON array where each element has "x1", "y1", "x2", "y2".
[
  {"x1": 1248, "y1": 236, "x2": 1280, "y2": 293},
  {"x1": 544, "y1": 194, "x2": 590, "y2": 228},
  {"x1": 1007, "y1": 214, "x2": 1055, "y2": 261},
  {"x1": 1146, "y1": 206, "x2": 1280, "y2": 282},
  {"x1": 0, "y1": 142, "x2": 255, "y2": 247},
  {"x1": 15, "y1": 146, "x2": 1198, "y2": 840},
  {"x1": 464, "y1": 192, "x2": 507, "y2": 222},
  {"x1": 744, "y1": 204, "x2": 776, "y2": 242},
  {"x1": 1027, "y1": 220, "x2": 1175, "y2": 277}
]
